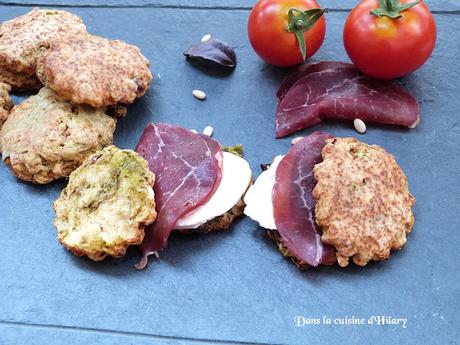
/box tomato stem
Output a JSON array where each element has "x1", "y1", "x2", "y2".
[
  {"x1": 286, "y1": 7, "x2": 327, "y2": 62},
  {"x1": 370, "y1": 0, "x2": 423, "y2": 19}
]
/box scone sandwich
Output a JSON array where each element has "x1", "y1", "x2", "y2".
[
  {"x1": 244, "y1": 132, "x2": 415, "y2": 269},
  {"x1": 134, "y1": 123, "x2": 253, "y2": 269}
]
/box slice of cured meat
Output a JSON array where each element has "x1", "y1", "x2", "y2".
[
  {"x1": 272, "y1": 132, "x2": 335, "y2": 267},
  {"x1": 275, "y1": 61, "x2": 420, "y2": 138},
  {"x1": 276, "y1": 61, "x2": 351, "y2": 102},
  {"x1": 135, "y1": 123, "x2": 223, "y2": 268}
]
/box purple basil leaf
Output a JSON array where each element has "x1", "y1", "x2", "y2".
[{"x1": 184, "y1": 38, "x2": 236, "y2": 68}]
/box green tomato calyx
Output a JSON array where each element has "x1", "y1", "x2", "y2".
[
  {"x1": 286, "y1": 7, "x2": 327, "y2": 62},
  {"x1": 370, "y1": 0, "x2": 423, "y2": 19}
]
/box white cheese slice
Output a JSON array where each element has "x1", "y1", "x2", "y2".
[
  {"x1": 175, "y1": 152, "x2": 252, "y2": 229},
  {"x1": 243, "y1": 155, "x2": 284, "y2": 230}
]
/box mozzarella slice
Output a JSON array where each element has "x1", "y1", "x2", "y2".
[
  {"x1": 243, "y1": 155, "x2": 284, "y2": 230},
  {"x1": 175, "y1": 152, "x2": 252, "y2": 229}
]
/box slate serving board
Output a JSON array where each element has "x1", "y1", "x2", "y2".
[{"x1": 0, "y1": 1, "x2": 459, "y2": 344}]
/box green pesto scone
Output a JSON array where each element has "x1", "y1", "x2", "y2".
[{"x1": 53, "y1": 146, "x2": 157, "y2": 261}]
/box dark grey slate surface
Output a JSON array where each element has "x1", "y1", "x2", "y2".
[
  {"x1": 0, "y1": 0, "x2": 459, "y2": 11},
  {"x1": 0, "y1": 324, "x2": 218, "y2": 345},
  {"x1": 0, "y1": 3, "x2": 459, "y2": 345}
]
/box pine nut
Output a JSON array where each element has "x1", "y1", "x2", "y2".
[
  {"x1": 201, "y1": 34, "x2": 212, "y2": 42},
  {"x1": 192, "y1": 89, "x2": 206, "y2": 100},
  {"x1": 203, "y1": 125, "x2": 214, "y2": 137},
  {"x1": 353, "y1": 118, "x2": 367, "y2": 134}
]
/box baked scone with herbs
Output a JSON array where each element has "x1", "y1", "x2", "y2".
[
  {"x1": 0, "y1": 87, "x2": 116, "y2": 184},
  {"x1": 313, "y1": 137, "x2": 415, "y2": 267},
  {"x1": 54, "y1": 146, "x2": 157, "y2": 261},
  {"x1": 0, "y1": 8, "x2": 87, "y2": 90},
  {"x1": 37, "y1": 34, "x2": 152, "y2": 107}
]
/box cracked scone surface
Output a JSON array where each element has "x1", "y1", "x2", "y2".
[
  {"x1": 37, "y1": 35, "x2": 152, "y2": 107},
  {"x1": 0, "y1": 82, "x2": 13, "y2": 128},
  {"x1": 54, "y1": 146, "x2": 157, "y2": 261},
  {"x1": 0, "y1": 87, "x2": 116, "y2": 184},
  {"x1": 313, "y1": 138, "x2": 415, "y2": 267},
  {"x1": 0, "y1": 8, "x2": 87, "y2": 89}
]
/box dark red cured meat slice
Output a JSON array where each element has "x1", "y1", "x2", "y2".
[
  {"x1": 135, "y1": 123, "x2": 223, "y2": 269},
  {"x1": 275, "y1": 61, "x2": 420, "y2": 138},
  {"x1": 276, "y1": 61, "x2": 352, "y2": 102},
  {"x1": 272, "y1": 132, "x2": 336, "y2": 267}
]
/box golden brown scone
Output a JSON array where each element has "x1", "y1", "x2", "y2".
[
  {"x1": 37, "y1": 35, "x2": 152, "y2": 107},
  {"x1": 54, "y1": 146, "x2": 157, "y2": 261},
  {"x1": 0, "y1": 82, "x2": 13, "y2": 128},
  {"x1": 313, "y1": 138, "x2": 415, "y2": 267},
  {"x1": 0, "y1": 87, "x2": 116, "y2": 184},
  {"x1": 0, "y1": 8, "x2": 87, "y2": 90}
]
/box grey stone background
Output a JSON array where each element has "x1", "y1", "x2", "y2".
[{"x1": 0, "y1": 1, "x2": 459, "y2": 344}]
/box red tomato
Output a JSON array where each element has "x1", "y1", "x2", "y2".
[
  {"x1": 343, "y1": 0, "x2": 437, "y2": 79},
  {"x1": 248, "y1": 0, "x2": 326, "y2": 67}
]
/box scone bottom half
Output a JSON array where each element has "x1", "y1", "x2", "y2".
[{"x1": 53, "y1": 146, "x2": 157, "y2": 261}]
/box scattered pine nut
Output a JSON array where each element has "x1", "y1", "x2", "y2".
[
  {"x1": 201, "y1": 34, "x2": 212, "y2": 42},
  {"x1": 291, "y1": 136, "x2": 304, "y2": 145},
  {"x1": 192, "y1": 89, "x2": 206, "y2": 100},
  {"x1": 190, "y1": 129, "x2": 198, "y2": 134},
  {"x1": 353, "y1": 118, "x2": 367, "y2": 134},
  {"x1": 203, "y1": 125, "x2": 214, "y2": 137}
]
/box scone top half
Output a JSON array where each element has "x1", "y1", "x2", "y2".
[
  {"x1": 313, "y1": 137, "x2": 415, "y2": 267},
  {"x1": 54, "y1": 146, "x2": 157, "y2": 261},
  {"x1": 37, "y1": 34, "x2": 152, "y2": 108}
]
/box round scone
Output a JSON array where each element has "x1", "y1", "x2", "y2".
[
  {"x1": 0, "y1": 8, "x2": 87, "y2": 90},
  {"x1": 54, "y1": 146, "x2": 157, "y2": 261},
  {"x1": 0, "y1": 87, "x2": 116, "y2": 184},
  {"x1": 313, "y1": 138, "x2": 415, "y2": 267},
  {"x1": 0, "y1": 82, "x2": 13, "y2": 128},
  {"x1": 37, "y1": 35, "x2": 152, "y2": 107}
]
